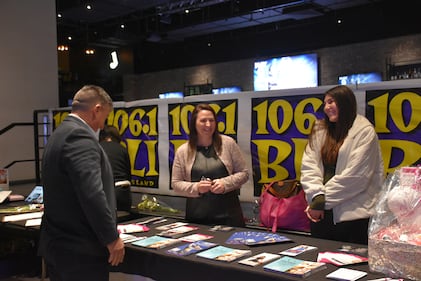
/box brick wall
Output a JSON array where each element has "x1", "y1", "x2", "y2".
[{"x1": 124, "y1": 33, "x2": 421, "y2": 101}]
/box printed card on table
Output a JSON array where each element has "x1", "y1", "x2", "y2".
[
  {"x1": 326, "y1": 268, "x2": 367, "y2": 281},
  {"x1": 317, "y1": 251, "x2": 368, "y2": 266},
  {"x1": 131, "y1": 235, "x2": 180, "y2": 249},
  {"x1": 197, "y1": 246, "x2": 251, "y2": 262},
  {"x1": 155, "y1": 222, "x2": 188, "y2": 230},
  {"x1": 167, "y1": 240, "x2": 217, "y2": 256},
  {"x1": 238, "y1": 252, "x2": 280, "y2": 267},
  {"x1": 180, "y1": 233, "x2": 214, "y2": 242},
  {"x1": 117, "y1": 223, "x2": 150, "y2": 234},
  {"x1": 280, "y1": 244, "x2": 318, "y2": 256},
  {"x1": 263, "y1": 256, "x2": 327, "y2": 278},
  {"x1": 157, "y1": 225, "x2": 199, "y2": 238}
]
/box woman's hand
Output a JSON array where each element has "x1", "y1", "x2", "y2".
[
  {"x1": 305, "y1": 206, "x2": 324, "y2": 222},
  {"x1": 198, "y1": 178, "x2": 212, "y2": 194},
  {"x1": 210, "y1": 179, "x2": 225, "y2": 194}
]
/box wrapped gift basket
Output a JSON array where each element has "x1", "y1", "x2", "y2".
[{"x1": 368, "y1": 166, "x2": 421, "y2": 280}]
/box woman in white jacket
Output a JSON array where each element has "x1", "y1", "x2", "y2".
[{"x1": 300, "y1": 85, "x2": 384, "y2": 244}]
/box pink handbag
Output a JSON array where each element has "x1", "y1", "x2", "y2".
[{"x1": 259, "y1": 181, "x2": 310, "y2": 233}]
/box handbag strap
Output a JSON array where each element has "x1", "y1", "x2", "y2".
[{"x1": 271, "y1": 198, "x2": 283, "y2": 233}]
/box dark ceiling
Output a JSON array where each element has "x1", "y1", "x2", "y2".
[{"x1": 56, "y1": 0, "x2": 420, "y2": 72}]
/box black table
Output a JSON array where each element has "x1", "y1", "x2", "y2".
[
  {"x1": 0, "y1": 204, "x2": 135, "y2": 279},
  {"x1": 116, "y1": 216, "x2": 391, "y2": 281}
]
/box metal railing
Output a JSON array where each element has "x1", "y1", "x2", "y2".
[{"x1": 0, "y1": 110, "x2": 49, "y2": 185}]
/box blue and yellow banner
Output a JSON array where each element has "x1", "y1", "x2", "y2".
[{"x1": 50, "y1": 83, "x2": 421, "y2": 201}]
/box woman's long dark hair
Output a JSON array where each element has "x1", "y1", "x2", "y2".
[
  {"x1": 311, "y1": 85, "x2": 357, "y2": 164},
  {"x1": 188, "y1": 103, "x2": 222, "y2": 153}
]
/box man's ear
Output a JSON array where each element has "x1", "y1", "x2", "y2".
[{"x1": 94, "y1": 103, "x2": 102, "y2": 112}]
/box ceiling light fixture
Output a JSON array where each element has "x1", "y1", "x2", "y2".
[
  {"x1": 85, "y1": 49, "x2": 95, "y2": 55},
  {"x1": 57, "y1": 45, "x2": 68, "y2": 51}
]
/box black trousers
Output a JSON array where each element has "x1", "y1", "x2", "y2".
[
  {"x1": 45, "y1": 244, "x2": 109, "y2": 281},
  {"x1": 310, "y1": 209, "x2": 370, "y2": 245}
]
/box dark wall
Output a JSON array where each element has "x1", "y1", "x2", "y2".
[
  {"x1": 123, "y1": 33, "x2": 421, "y2": 101},
  {"x1": 132, "y1": 0, "x2": 421, "y2": 73},
  {"x1": 58, "y1": 47, "x2": 133, "y2": 106}
]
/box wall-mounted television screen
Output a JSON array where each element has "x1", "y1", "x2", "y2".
[
  {"x1": 254, "y1": 53, "x2": 318, "y2": 91},
  {"x1": 338, "y1": 72, "x2": 382, "y2": 85},
  {"x1": 159, "y1": 92, "x2": 184, "y2": 99},
  {"x1": 212, "y1": 86, "x2": 242, "y2": 94}
]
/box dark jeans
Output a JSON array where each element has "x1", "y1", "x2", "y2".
[{"x1": 310, "y1": 209, "x2": 370, "y2": 245}]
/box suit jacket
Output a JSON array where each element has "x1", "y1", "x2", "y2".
[{"x1": 38, "y1": 115, "x2": 118, "y2": 259}]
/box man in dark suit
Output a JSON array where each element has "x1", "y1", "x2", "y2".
[{"x1": 38, "y1": 85, "x2": 125, "y2": 281}]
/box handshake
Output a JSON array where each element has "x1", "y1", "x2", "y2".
[{"x1": 199, "y1": 176, "x2": 225, "y2": 194}]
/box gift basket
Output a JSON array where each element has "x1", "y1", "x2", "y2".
[{"x1": 368, "y1": 166, "x2": 421, "y2": 280}]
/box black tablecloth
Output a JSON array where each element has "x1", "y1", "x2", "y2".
[{"x1": 116, "y1": 216, "x2": 390, "y2": 281}]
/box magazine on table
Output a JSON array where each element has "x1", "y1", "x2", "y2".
[
  {"x1": 179, "y1": 233, "x2": 214, "y2": 242},
  {"x1": 196, "y1": 246, "x2": 252, "y2": 262},
  {"x1": 280, "y1": 244, "x2": 318, "y2": 256},
  {"x1": 157, "y1": 225, "x2": 199, "y2": 238},
  {"x1": 119, "y1": 233, "x2": 146, "y2": 243},
  {"x1": 317, "y1": 251, "x2": 368, "y2": 266},
  {"x1": 167, "y1": 240, "x2": 217, "y2": 256},
  {"x1": 238, "y1": 252, "x2": 280, "y2": 267},
  {"x1": 226, "y1": 231, "x2": 291, "y2": 245},
  {"x1": 131, "y1": 235, "x2": 180, "y2": 249},
  {"x1": 117, "y1": 223, "x2": 150, "y2": 234},
  {"x1": 155, "y1": 222, "x2": 188, "y2": 230},
  {"x1": 263, "y1": 256, "x2": 327, "y2": 278},
  {"x1": 208, "y1": 225, "x2": 234, "y2": 232}
]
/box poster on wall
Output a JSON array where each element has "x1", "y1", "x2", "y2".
[
  {"x1": 107, "y1": 105, "x2": 160, "y2": 189},
  {"x1": 48, "y1": 82, "x2": 421, "y2": 201},
  {"x1": 250, "y1": 94, "x2": 324, "y2": 196},
  {"x1": 365, "y1": 88, "x2": 421, "y2": 174}
]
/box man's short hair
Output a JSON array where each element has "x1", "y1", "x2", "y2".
[{"x1": 72, "y1": 85, "x2": 113, "y2": 111}]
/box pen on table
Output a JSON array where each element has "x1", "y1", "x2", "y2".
[
  {"x1": 152, "y1": 219, "x2": 168, "y2": 224},
  {"x1": 330, "y1": 257, "x2": 346, "y2": 265}
]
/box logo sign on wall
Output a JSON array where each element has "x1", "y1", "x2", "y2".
[
  {"x1": 49, "y1": 84, "x2": 420, "y2": 200},
  {"x1": 250, "y1": 94, "x2": 324, "y2": 196},
  {"x1": 366, "y1": 88, "x2": 421, "y2": 174}
]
